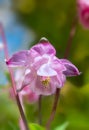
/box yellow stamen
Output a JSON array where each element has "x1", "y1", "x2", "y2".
[{"x1": 41, "y1": 77, "x2": 50, "y2": 87}]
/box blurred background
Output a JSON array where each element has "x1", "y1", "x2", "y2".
[{"x1": 0, "y1": 0, "x2": 89, "y2": 130}]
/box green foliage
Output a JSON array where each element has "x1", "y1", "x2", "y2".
[
  {"x1": 5, "y1": 72, "x2": 11, "y2": 82},
  {"x1": 0, "y1": 89, "x2": 19, "y2": 130},
  {"x1": 29, "y1": 123, "x2": 45, "y2": 130},
  {"x1": 29, "y1": 122, "x2": 68, "y2": 130},
  {"x1": 54, "y1": 122, "x2": 69, "y2": 130}
]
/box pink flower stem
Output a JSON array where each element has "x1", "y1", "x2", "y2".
[
  {"x1": 46, "y1": 16, "x2": 78, "y2": 130},
  {"x1": 0, "y1": 23, "x2": 29, "y2": 130},
  {"x1": 38, "y1": 95, "x2": 42, "y2": 125},
  {"x1": 64, "y1": 15, "x2": 78, "y2": 58}
]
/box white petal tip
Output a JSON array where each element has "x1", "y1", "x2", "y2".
[{"x1": 39, "y1": 37, "x2": 49, "y2": 43}]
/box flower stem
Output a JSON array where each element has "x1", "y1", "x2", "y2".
[
  {"x1": 9, "y1": 69, "x2": 29, "y2": 130},
  {"x1": 38, "y1": 95, "x2": 42, "y2": 125},
  {"x1": 46, "y1": 15, "x2": 78, "y2": 130},
  {"x1": 46, "y1": 88, "x2": 60, "y2": 130},
  {"x1": 64, "y1": 15, "x2": 78, "y2": 58},
  {"x1": 16, "y1": 94, "x2": 29, "y2": 130},
  {"x1": 0, "y1": 23, "x2": 29, "y2": 130}
]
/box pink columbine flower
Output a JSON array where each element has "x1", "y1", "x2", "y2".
[
  {"x1": 6, "y1": 37, "x2": 80, "y2": 96},
  {"x1": 77, "y1": 0, "x2": 89, "y2": 29}
]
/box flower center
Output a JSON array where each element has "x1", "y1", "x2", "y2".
[{"x1": 41, "y1": 77, "x2": 50, "y2": 87}]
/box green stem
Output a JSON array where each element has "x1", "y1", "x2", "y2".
[
  {"x1": 38, "y1": 95, "x2": 42, "y2": 125},
  {"x1": 46, "y1": 89, "x2": 60, "y2": 130},
  {"x1": 64, "y1": 15, "x2": 78, "y2": 58}
]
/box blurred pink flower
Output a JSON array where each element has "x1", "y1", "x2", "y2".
[
  {"x1": 6, "y1": 37, "x2": 80, "y2": 96},
  {"x1": 77, "y1": 0, "x2": 89, "y2": 29},
  {"x1": 9, "y1": 68, "x2": 39, "y2": 103}
]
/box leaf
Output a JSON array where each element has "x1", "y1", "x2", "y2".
[
  {"x1": 5, "y1": 72, "x2": 11, "y2": 82},
  {"x1": 54, "y1": 122, "x2": 69, "y2": 130},
  {"x1": 29, "y1": 123, "x2": 45, "y2": 130}
]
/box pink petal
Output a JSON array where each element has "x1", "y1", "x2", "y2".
[
  {"x1": 20, "y1": 86, "x2": 31, "y2": 95},
  {"x1": 6, "y1": 50, "x2": 30, "y2": 67},
  {"x1": 31, "y1": 76, "x2": 56, "y2": 95},
  {"x1": 51, "y1": 57, "x2": 66, "y2": 72},
  {"x1": 33, "y1": 55, "x2": 48, "y2": 70},
  {"x1": 21, "y1": 69, "x2": 35, "y2": 89},
  {"x1": 30, "y1": 37, "x2": 56, "y2": 56},
  {"x1": 19, "y1": 86, "x2": 39, "y2": 103},
  {"x1": 56, "y1": 73, "x2": 66, "y2": 87},
  {"x1": 60, "y1": 59, "x2": 80, "y2": 76},
  {"x1": 27, "y1": 92, "x2": 39, "y2": 103},
  {"x1": 37, "y1": 63, "x2": 57, "y2": 76}
]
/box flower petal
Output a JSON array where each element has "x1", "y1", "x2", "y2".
[
  {"x1": 60, "y1": 59, "x2": 80, "y2": 76},
  {"x1": 21, "y1": 69, "x2": 35, "y2": 89},
  {"x1": 56, "y1": 74, "x2": 66, "y2": 87},
  {"x1": 30, "y1": 38, "x2": 56, "y2": 56},
  {"x1": 27, "y1": 91, "x2": 39, "y2": 103},
  {"x1": 6, "y1": 50, "x2": 30, "y2": 67},
  {"x1": 19, "y1": 85, "x2": 39, "y2": 103},
  {"x1": 31, "y1": 76, "x2": 56, "y2": 95},
  {"x1": 37, "y1": 63, "x2": 57, "y2": 76},
  {"x1": 51, "y1": 56, "x2": 66, "y2": 72},
  {"x1": 33, "y1": 55, "x2": 48, "y2": 70}
]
